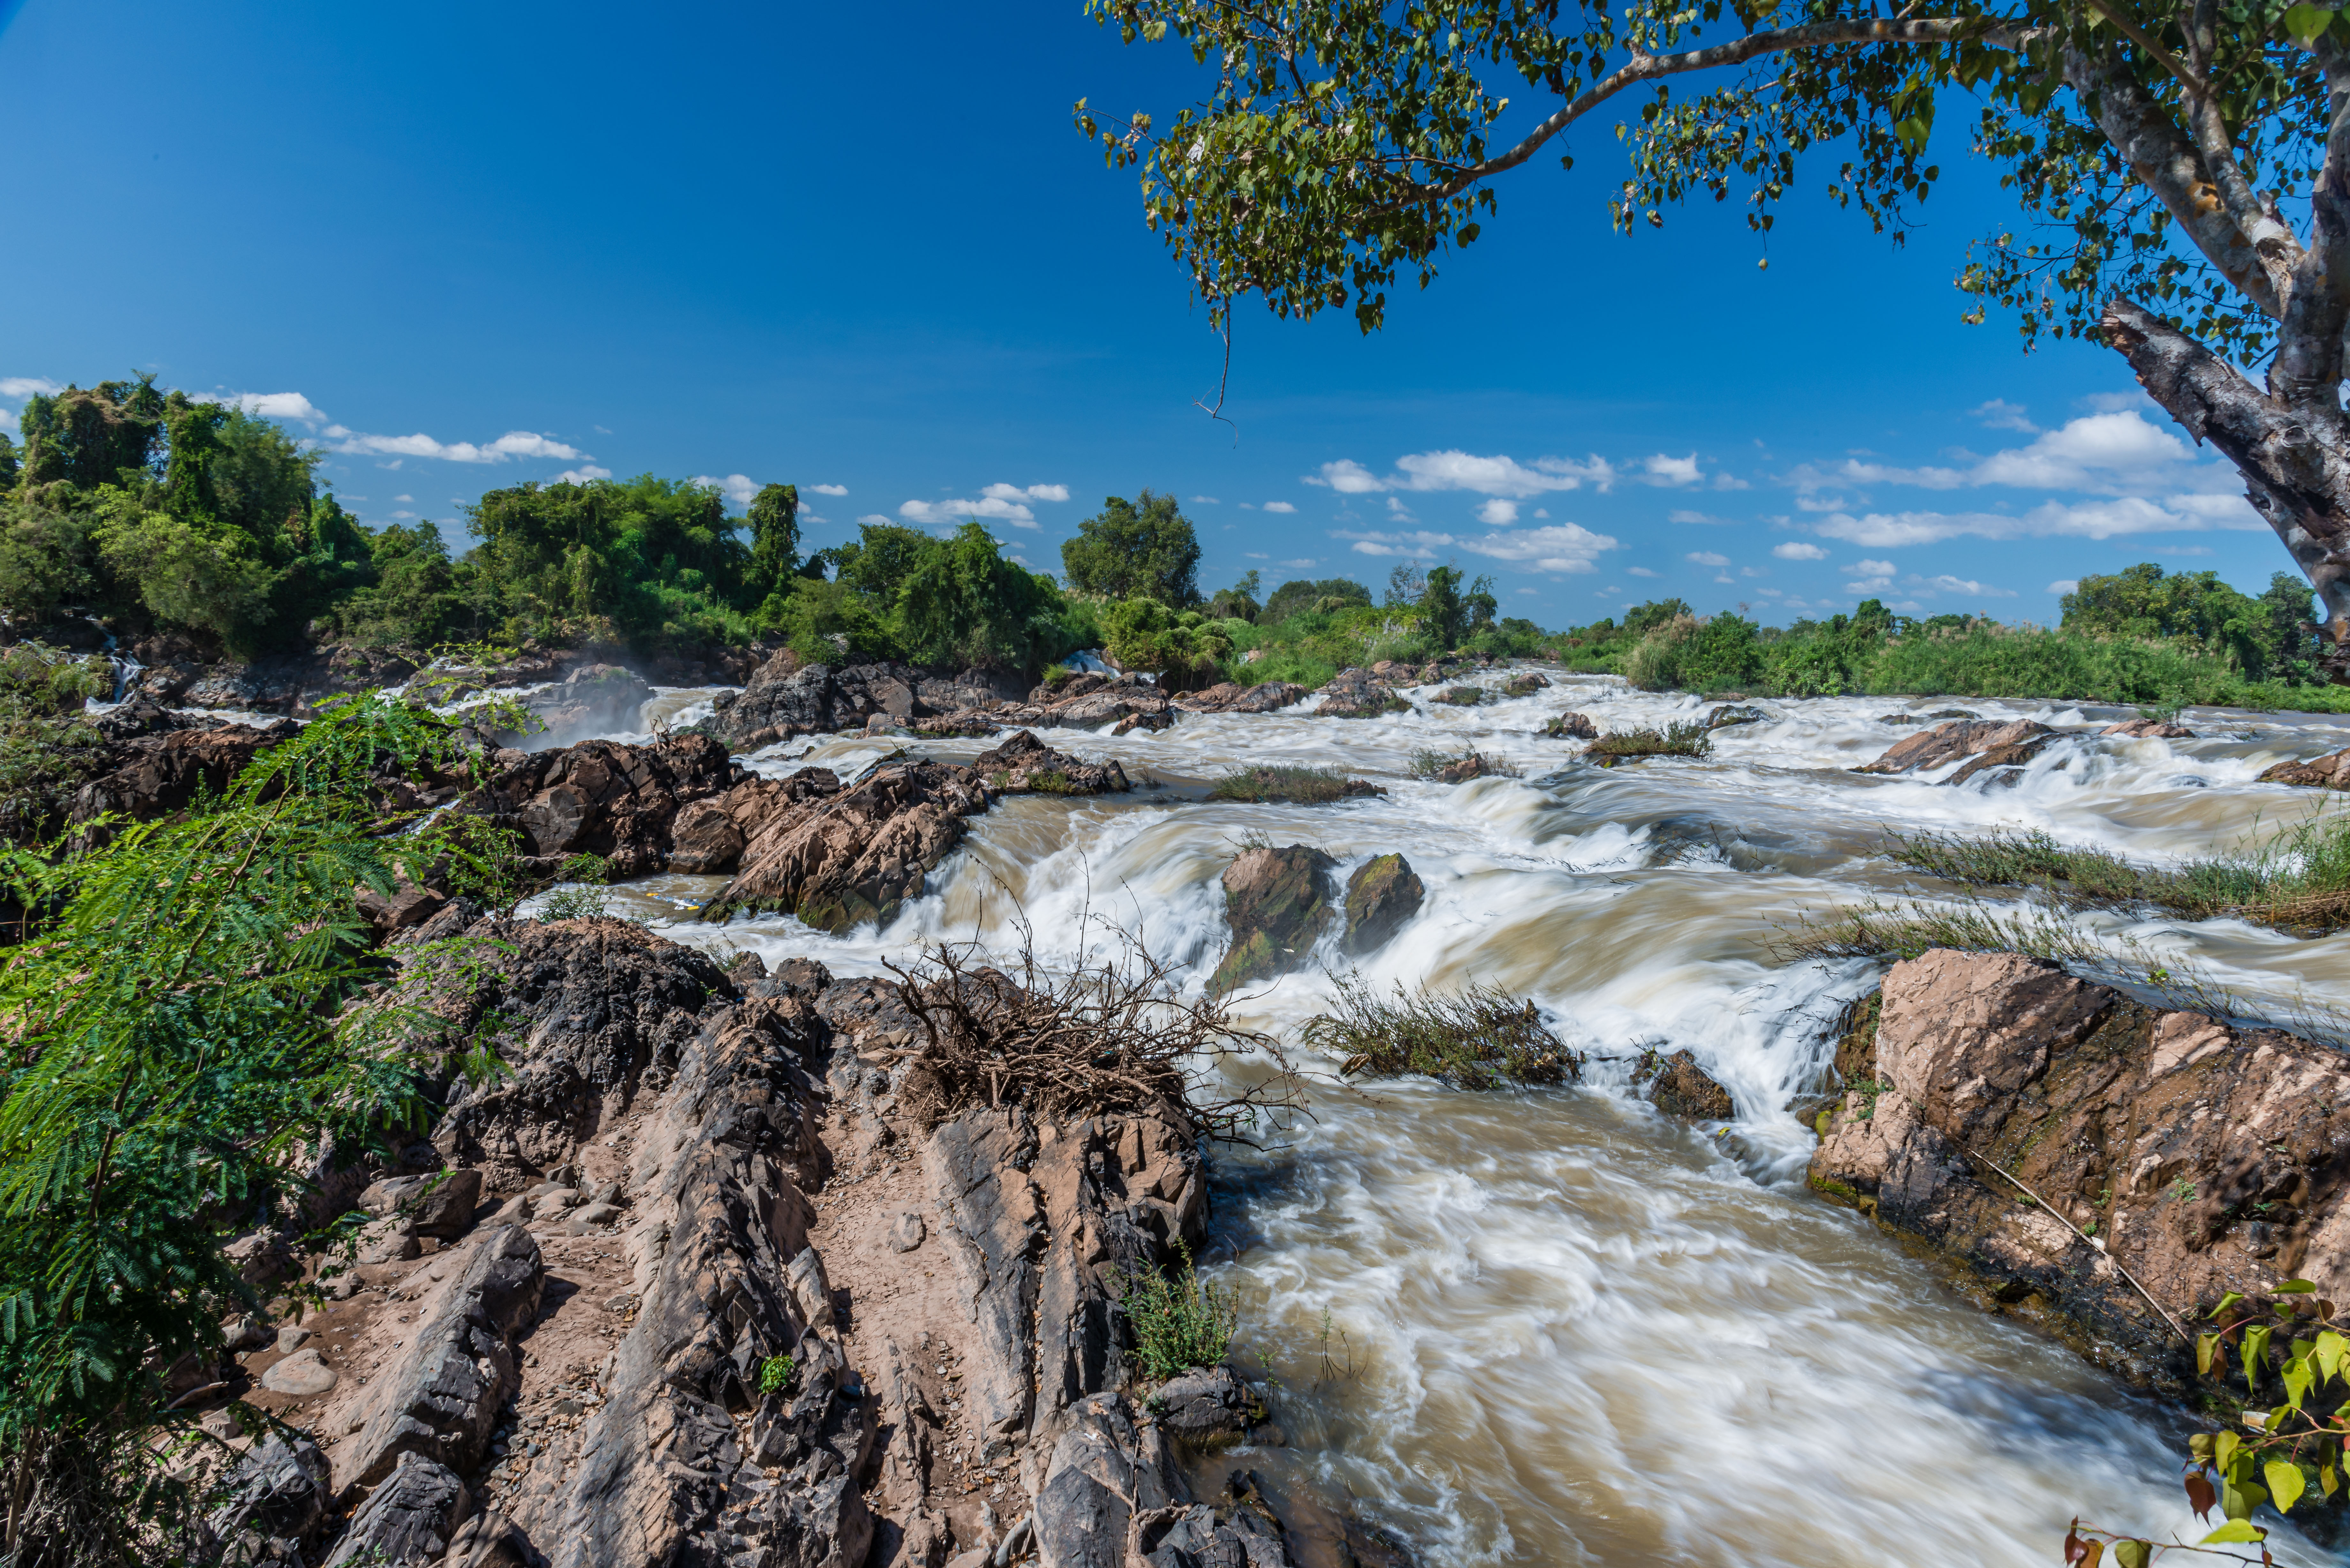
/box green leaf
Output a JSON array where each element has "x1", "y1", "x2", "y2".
[
  {"x1": 2111, "y1": 1543, "x2": 2151, "y2": 1568},
  {"x1": 2278, "y1": 1278, "x2": 2318, "y2": 1294},
  {"x1": 2199, "y1": 1332, "x2": 2221, "y2": 1376},
  {"x1": 2213, "y1": 1291, "x2": 2247, "y2": 1319},
  {"x1": 2268, "y1": 1458, "x2": 2307, "y2": 1513},
  {"x1": 2284, "y1": 3, "x2": 2330, "y2": 44},
  {"x1": 2243, "y1": 1323, "x2": 2273, "y2": 1392},
  {"x1": 2221, "y1": 1478, "x2": 2269, "y2": 1519},
  {"x1": 2286, "y1": 1358, "x2": 2315, "y2": 1408},
  {"x1": 2201, "y1": 1519, "x2": 2266, "y2": 1544},
  {"x1": 2216, "y1": 1430, "x2": 2241, "y2": 1473},
  {"x1": 2314, "y1": 1328, "x2": 2346, "y2": 1380}
]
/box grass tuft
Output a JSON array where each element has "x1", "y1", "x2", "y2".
[
  {"x1": 1123, "y1": 1240, "x2": 1239, "y2": 1381},
  {"x1": 1586, "y1": 720, "x2": 1713, "y2": 760},
  {"x1": 1307, "y1": 974, "x2": 1582, "y2": 1089},
  {"x1": 1208, "y1": 765, "x2": 1386, "y2": 803}
]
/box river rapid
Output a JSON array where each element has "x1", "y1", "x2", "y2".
[{"x1": 586, "y1": 672, "x2": 2350, "y2": 1566}]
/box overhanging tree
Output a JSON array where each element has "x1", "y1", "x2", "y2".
[{"x1": 1078, "y1": 0, "x2": 2350, "y2": 655}]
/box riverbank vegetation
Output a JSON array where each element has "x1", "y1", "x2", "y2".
[{"x1": 1207, "y1": 765, "x2": 1385, "y2": 804}]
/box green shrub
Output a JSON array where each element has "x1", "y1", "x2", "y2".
[
  {"x1": 759, "y1": 1353, "x2": 796, "y2": 1395},
  {"x1": 1207, "y1": 766, "x2": 1383, "y2": 803},
  {"x1": 538, "y1": 852, "x2": 615, "y2": 923},
  {"x1": 1122, "y1": 1240, "x2": 1238, "y2": 1381},
  {"x1": 1436, "y1": 684, "x2": 1485, "y2": 706},
  {"x1": 1586, "y1": 721, "x2": 1713, "y2": 760},
  {"x1": 1306, "y1": 975, "x2": 1582, "y2": 1089}
]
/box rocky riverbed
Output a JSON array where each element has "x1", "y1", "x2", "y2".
[{"x1": 150, "y1": 659, "x2": 2350, "y2": 1567}]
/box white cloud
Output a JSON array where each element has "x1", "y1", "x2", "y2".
[
  {"x1": 1335, "y1": 521, "x2": 1618, "y2": 573},
  {"x1": 856, "y1": 513, "x2": 892, "y2": 525},
  {"x1": 1972, "y1": 399, "x2": 2038, "y2": 433},
  {"x1": 693, "y1": 472, "x2": 759, "y2": 508},
  {"x1": 1686, "y1": 550, "x2": 1730, "y2": 567},
  {"x1": 552, "y1": 465, "x2": 615, "y2": 485},
  {"x1": 2077, "y1": 391, "x2": 2148, "y2": 414},
  {"x1": 1793, "y1": 413, "x2": 2235, "y2": 505},
  {"x1": 1848, "y1": 575, "x2": 1894, "y2": 592},
  {"x1": 0, "y1": 377, "x2": 61, "y2": 398},
  {"x1": 1533, "y1": 507, "x2": 1550, "y2": 519},
  {"x1": 1912, "y1": 573, "x2": 2016, "y2": 598},
  {"x1": 327, "y1": 426, "x2": 586, "y2": 464},
  {"x1": 982, "y1": 482, "x2": 1069, "y2": 504},
  {"x1": 1713, "y1": 574, "x2": 1735, "y2": 584},
  {"x1": 1476, "y1": 498, "x2": 1518, "y2": 525},
  {"x1": 1810, "y1": 492, "x2": 2260, "y2": 547},
  {"x1": 1626, "y1": 566, "x2": 1661, "y2": 578},
  {"x1": 215, "y1": 390, "x2": 328, "y2": 425},
  {"x1": 1669, "y1": 508, "x2": 1732, "y2": 524},
  {"x1": 1847, "y1": 558, "x2": 1899, "y2": 576},
  {"x1": 810, "y1": 483, "x2": 849, "y2": 496},
  {"x1": 1309, "y1": 450, "x2": 1614, "y2": 499},
  {"x1": 1772, "y1": 541, "x2": 1829, "y2": 560},
  {"x1": 2047, "y1": 579, "x2": 2080, "y2": 593},
  {"x1": 1263, "y1": 501, "x2": 1298, "y2": 514},
  {"x1": 393, "y1": 494, "x2": 413, "y2": 502},
  {"x1": 1190, "y1": 495, "x2": 1219, "y2": 504},
  {"x1": 1740, "y1": 566, "x2": 1766, "y2": 578},
  {"x1": 1643, "y1": 453, "x2": 1702, "y2": 487},
  {"x1": 900, "y1": 495, "x2": 1042, "y2": 529}
]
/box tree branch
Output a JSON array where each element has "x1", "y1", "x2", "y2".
[
  {"x1": 2270, "y1": 46, "x2": 2350, "y2": 418},
  {"x1": 1408, "y1": 16, "x2": 2043, "y2": 200},
  {"x1": 2179, "y1": 0, "x2": 2303, "y2": 305}
]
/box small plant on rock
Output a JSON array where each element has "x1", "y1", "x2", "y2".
[
  {"x1": 759, "y1": 1353, "x2": 796, "y2": 1396},
  {"x1": 538, "y1": 852, "x2": 615, "y2": 923},
  {"x1": 1122, "y1": 1240, "x2": 1239, "y2": 1381},
  {"x1": 1585, "y1": 720, "x2": 1712, "y2": 761},
  {"x1": 1308, "y1": 974, "x2": 1582, "y2": 1089}
]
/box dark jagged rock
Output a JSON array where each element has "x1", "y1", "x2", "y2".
[
  {"x1": 68, "y1": 718, "x2": 298, "y2": 828},
  {"x1": 1543, "y1": 711, "x2": 1599, "y2": 739},
  {"x1": 2104, "y1": 717, "x2": 2196, "y2": 739},
  {"x1": 1703, "y1": 703, "x2": 1766, "y2": 729},
  {"x1": 1210, "y1": 845, "x2": 1337, "y2": 992},
  {"x1": 1635, "y1": 1050, "x2": 1734, "y2": 1119},
  {"x1": 1502, "y1": 671, "x2": 1551, "y2": 697},
  {"x1": 322, "y1": 1451, "x2": 472, "y2": 1568},
  {"x1": 334, "y1": 1225, "x2": 545, "y2": 1490},
  {"x1": 972, "y1": 730, "x2": 1132, "y2": 795},
  {"x1": 1147, "y1": 1365, "x2": 1262, "y2": 1447},
  {"x1": 503, "y1": 985, "x2": 868, "y2": 1568},
  {"x1": 207, "y1": 1434, "x2": 335, "y2": 1560},
  {"x1": 1312, "y1": 669, "x2": 1406, "y2": 719},
  {"x1": 469, "y1": 732, "x2": 753, "y2": 876},
  {"x1": 702, "y1": 760, "x2": 995, "y2": 930},
  {"x1": 1342, "y1": 855, "x2": 1423, "y2": 956},
  {"x1": 1034, "y1": 1392, "x2": 1297, "y2": 1568},
  {"x1": 427, "y1": 918, "x2": 736, "y2": 1188},
  {"x1": 2259, "y1": 746, "x2": 2350, "y2": 788},
  {"x1": 1812, "y1": 948, "x2": 2350, "y2": 1386},
  {"x1": 711, "y1": 653, "x2": 1022, "y2": 745},
  {"x1": 1853, "y1": 717, "x2": 2058, "y2": 780},
  {"x1": 1173, "y1": 681, "x2": 1308, "y2": 715}
]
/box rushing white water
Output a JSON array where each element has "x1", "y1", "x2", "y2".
[{"x1": 558, "y1": 670, "x2": 2350, "y2": 1566}]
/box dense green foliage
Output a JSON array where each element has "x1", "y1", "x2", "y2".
[
  {"x1": 0, "y1": 696, "x2": 514, "y2": 1561},
  {"x1": 1061, "y1": 490, "x2": 1202, "y2": 606},
  {"x1": 1545, "y1": 568, "x2": 2350, "y2": 712},
  {"x1": 0, "y1": 645, "x2": 113, "y2": 849},
  {"x1": 1309, "y1": 976, "x2": 1581, "y2": 1089},
  {"x1": 1122, "y1": 1240, "x2": 1238, "y2": 1382}
]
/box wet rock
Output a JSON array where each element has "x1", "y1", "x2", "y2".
[
  {"x1": 2259, "y1": 746, "x2": 2350, "y2": 788},
  {"x1": 1811, "y1": 948, "x2": 2350, "y2": 1383},
  {"x1": 1209, "y1": 845, "x2": 1337, "y2": 992},
  {"x1": 1703, "y1": 703, "x2": 1766, "y2": 729},
  {"x1": 971, "y1": 730, "x2": 1132, "y2": 795},
  {"x1": 2103, "y1": 717, "x2": 2195, "y2": 739},
  {"x1": 1502, "y1": 671, "x2": 1551, "y2": 697},
  {"x1": 322, "y1": 1451, "x2": 472, "y2": 1568},
  {"x1": 335, "y1": 1225, "x2": 544, "y2": 1489},
  {"x1": 714, "y1": 655, "x2": 1022, "y2": 744},
  {"x1": 1543, "y1": 711, "x2": 1599, "y2": 740},
  {"x1": 993, "y1": 679, "x2": 1174, "y2": 734},
  {"x1": 67, "y1": 719, "x2": 299, "y2": 831},
  {"x1": 361, "y1": 1168, "x2": 484, "y2": 1239},
  {"x1": 522, "y1": 663, "x2": 654, "y2": 743},
  {"x1": 1148, "y1": 1365, "x2": 1260, "y2": 1446},
  {"x1": 1634, "y1": 1051, "x2": 1734, "y2": 1119},
  {"x1": 468, "y1": 732, "x2": 758, "y2": 877},
  {"x1": 425, "y1": 918, "x2": 736, "y2": 1189},
  {"x1": 1341, "y1": 855, "x2": 1424, "y2": 956},
  {"x1": 1312, "y1": 668, "x2": 1405, "y2": 719},
  {"x1": 359, "y1": 883, "x2": 451, "y2": 934},
  {"x1": 90, "y1": 692, "x2": 204, "y2": 741},
  {"x1": 1853, "y1": 718, "x2": 2058, "y2": 778},
  {"x1": 1427, "y1": 752, "x2": 1500, "y2": 784},
  {"x1": 207, "y1": 1435, "x2": 334, "y2": 1559},
  {"x1": 702, "y1": 759, "x2": 995, "y2": 929},
  {"x1": 1173, "y1": 681, "x2": 1308, "y2": 714}
]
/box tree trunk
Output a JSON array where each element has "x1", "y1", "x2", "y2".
[{"x1": 2102, "y1": 296, "x2": 2350, "y2": 666}]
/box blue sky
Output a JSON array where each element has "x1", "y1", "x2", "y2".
[{"x1": 0, "y1": 0, "x2": 2286, "y2": 629}]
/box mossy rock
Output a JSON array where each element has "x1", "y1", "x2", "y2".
[
  {"x1": 1210, "y1": 844, "x2": 1336, "y2": 991},
  {"x1": 1342, "y1": 854, "x2": 1425, "y2": 956}
]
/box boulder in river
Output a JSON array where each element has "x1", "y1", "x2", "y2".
[
  {"x1": 703, "y1": 759, "x2": 995, "y2": 929},
  {"x1": 1210, "y1": 844, "x2": 1337, "y2": 992},
  {"x1": 1812, "y1": 947, "x2": 2350, "y2": 1385},
  {"x1": 1633, "y1": 1050, "x2": 1734, "y2": 1119},
  {"x1": 2103, "y1": 717, "x2": 2195, "y2": 739},
  {"x1": 1543, "y1": 711, "x2": 1599, "y2": 739},
  {"x1": 2259, "y1": 746, "x2": 2350, "y2": 788},
  {"x1": 1313, "y1": 668, "x2": 1406, "y2": 719},
  {"x1": 970, "y1": 729, "x2": 1131, "y2": 795},
  {"x1": 1853, "y1": 717, "x2": 2058, "y2": 780},
  {"x1": 1703, "y1": 703, "x2": 1766, "y2": 730},
  {"x1": 1173, "y1": 680, "x2": 1308, "y2": 714},
  {"x1": 1502, "y1": 671, "x2": 1551, "y2": 697},
  {"x1": 1342, "y1": 854, "x2": 1424, "y2": 956}
]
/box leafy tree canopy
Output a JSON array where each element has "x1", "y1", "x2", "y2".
[
  {"x1": 1061, "y1": 489, "x2": 1203, "y2": 606},
  {"x1": 1260, "y1": 575, "x2": 1371, "y2": 623},
  {"x1": 1078, "y1": 0, "x2": 2350, "y2": 632}
]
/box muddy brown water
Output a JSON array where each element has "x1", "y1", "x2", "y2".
[{"x1": 542, "y1": 673, "x2": 2350, "y2": 1565}]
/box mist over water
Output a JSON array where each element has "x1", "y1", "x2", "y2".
[{"x1": 580, "y1": 671, "x2": 2350, "y2": 1565}]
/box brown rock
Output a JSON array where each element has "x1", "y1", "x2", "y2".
[
  {"x1": 68, "y1": 719, "x2": 299, "y2": 829},
  {"x1": 2103, "y1": 717, "x2": 2195, "y2": 739},
  {"x1": 1210, "y1": 845, "x2": 1337, "y2": 992},
  {"x1": 702, "y1": 760, "x2": 995, "y2": 930},
  {"x1": 1543, "y1": 711, "x2": 1599, "y2": 740},
  {"x1": 1811, "y1": 948, "x2": 2350, "y2": 1384},
  {"x1": 1853, "y1": 717, "x2": 2058, "y2": 777},
  {"x1": 1312, "y1": 669, "x2": 1405, "y2": 719},
  {"x1": 1341, "y1": 855, "x2": 1423, "y2": 956},
  {"x1": 471, "y1": 733, "x2": 750, "y2": 875},
  {"x1": 1634, "y1": 1050, "x2": 1735, "y2": 1119},
  {"x1": 1172, "y1": 681, "x2": 1308, "y2": 714},
  {"x1": 970, "y1": 730, "x2": 1131, "y2": 795},
  {"x1": 2259, "y1": 746, "x2": 2350, "y2": 788}
]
